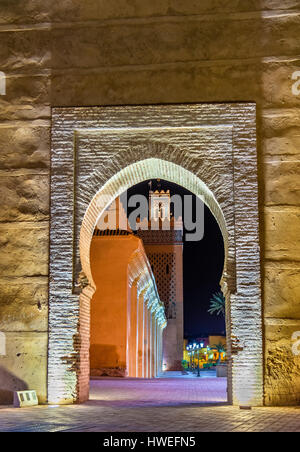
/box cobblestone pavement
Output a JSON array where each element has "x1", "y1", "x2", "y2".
[{"x1": 1, "y1": 377, "x2": 300, "y2": 432}]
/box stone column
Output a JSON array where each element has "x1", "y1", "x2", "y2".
[
  {"x1": 128, "y1": 283, "x2": 138, "y2": 377},
  {"x1": 77, "y1": 284, "x2": 93, "y2": 403},
  {"x1": 148, "y1": 309, "x2": 152, "y2": 378},
  {"x1": 137, "y1": 294, "x2": 144, "y2": 378},
  {"x1": 157, "y1": 323, "x2": 160, "y2": 376},
  {"x1": 157, "y1": 325, "x2": 161, "y2": 376},
  {"x1": 143, "y1": 303, "x2": 148, "y2": 378},
  {"x1": 152, "y1": 315, "x2": 157, "y2": 377},
  {"x1": 158, "y1": 322, "x2": 162, "y2": 375}
]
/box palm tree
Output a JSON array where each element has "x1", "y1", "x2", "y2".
[
  {"x1": 208, "y1": 291, "x2": 225, "y2": 317},
  {"x1": 211, "y1": 342, "x2": 226, "y2": 364}
]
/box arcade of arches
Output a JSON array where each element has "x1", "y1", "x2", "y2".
[{"x1": 90, "y1": 199, "x2": 166, "y2": 380}]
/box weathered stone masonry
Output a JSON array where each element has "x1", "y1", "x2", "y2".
[{"x1": 49, "y1": 104, "x2": 262, "y2": 406}]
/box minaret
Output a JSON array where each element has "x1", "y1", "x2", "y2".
[{"x1": 136, "y1": 187, "x2": 184, "y2": 371}]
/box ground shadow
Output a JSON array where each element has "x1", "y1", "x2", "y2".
[{"x1": 0, "y1": 366, "x2": 28, "y2": 405}]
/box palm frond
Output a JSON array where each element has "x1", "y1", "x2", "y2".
[
  {"x1": 208, "y1": 291, "x2": 225, "y2": 317},
  {"x1": 211, "y1": 342, "x2": 226, "y2": 353}
]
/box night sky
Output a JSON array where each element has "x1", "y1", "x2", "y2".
[{"x1": 126, "y1": 179, "x2": 225, "y2": 339}]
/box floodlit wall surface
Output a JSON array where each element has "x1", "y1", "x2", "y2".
[
  {"x1": 90, "y1": 235, "x2": 131, "y2": 372},
  {"x1": 0, "y1": 1, "x2": 299, "y2": 406},
  {"x1": 90, "y1": 233, "x2": 164, "y2": 378}
]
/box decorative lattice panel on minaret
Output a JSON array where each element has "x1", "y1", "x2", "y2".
[{"x1": 147, "y1": 252, "x2": 177, "y2": 319}]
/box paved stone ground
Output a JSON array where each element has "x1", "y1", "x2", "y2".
[{"x1": 1, "y1": 377, "x2": 300, "y2": 432}]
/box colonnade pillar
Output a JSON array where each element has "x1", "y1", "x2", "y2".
[
  {"x1": 128, "y1": 283, "x2": 138, "y2": 377},
  {"x1": 148, "y1": 309, "x2": 152, "y2": 378},
  {"x1": 137, "y1": 294, "x2": 144, "y2": 378},
  {"x1": 127, "y1": 286, "x2": 165, "y2": 379},
  {"x1": 151, "y1": 315, "x2": 156, "y2": 377},
  {"x1": 143, "y1": 304, "x2": 149, "y2": 378},
  {"x1": 157, "y1": 320, "x2": 161, "y2": 375}
]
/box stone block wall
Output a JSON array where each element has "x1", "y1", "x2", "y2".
[
  {"x1": 0, "y1": 0, "x2": 299, "y2": 405},
  {"x1": 0, "y1": 1, "x2": 51, "y2": 404}
]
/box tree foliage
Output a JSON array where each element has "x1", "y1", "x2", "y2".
[{"x1": 208, "y1": 291, "x2": 225, "y2": 317}]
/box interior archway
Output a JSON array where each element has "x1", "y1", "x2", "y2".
[
  {"x1": 78, "y1": 159, "x2": 232, "y2": 403},
  {"x1": 88, "y1": 174, "x2": 227, "y2": 401}
]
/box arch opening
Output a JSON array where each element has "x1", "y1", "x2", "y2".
[
  {"x1": 88, "y1": 177, "x2": 228, "y2": 402},
  {"x1": 80, "y1": 160, "x2": 231, "y2": 403}
]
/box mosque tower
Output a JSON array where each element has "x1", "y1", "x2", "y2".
[{"x1": 136, "y1": 183, "x2": 184, "y2": 371}]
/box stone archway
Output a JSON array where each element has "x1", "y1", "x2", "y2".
[{"x1": 49, "y1": 104, "x2": 263, "y2": 407}]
